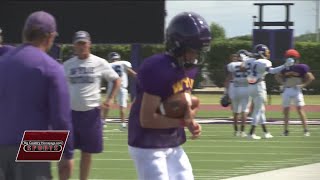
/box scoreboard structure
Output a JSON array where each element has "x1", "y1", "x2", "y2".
[{"x1": 252, "y1": 3, "x2": 294, "y2": 61}]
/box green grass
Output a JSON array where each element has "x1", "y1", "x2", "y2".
[
  {"x1": 51, "y1": 123, "x2": 320, "y2": 180},
  {"x1": 105, "y1": 93, "x2": 320, "y2": 119},
  {"x1": 194, "y1": 94, "x2": 320, "y2": 105},
  {"x1": 108, "y1": 109, "x2": 320, "y2": 119},
  {"x1": 196, "y1": 111, "x2": 320, "y2": 119},
  {"x1": 102, "y1": 94, "x2": 320, "y2": 105}
]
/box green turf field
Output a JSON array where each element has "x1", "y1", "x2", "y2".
[
  {"x1": 102, "y1": 94, "x2": 320, "y2": 105},
  {"x1": 103, "y1": 94, "x2": 320, "y2": 119},
  {"x1": 51, "y1": 123, "x2": 320, "y2": 180},
  {"x1": 194, "y1": 94, "x2": 320, "y2": 105}
]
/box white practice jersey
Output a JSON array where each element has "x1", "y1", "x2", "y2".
[
  {"x1": 244, "y1": 58, "x2": 272, "y2": 81},
  {"x1": 227, "y1": 61, "x2": 248, "y2": 87},
  {"x1": 108, "y1": 60, "x2": 132, "y2": 89},
  {"x1": 64, "y1": 54, "x2": 119, "y2": 111},
  {"x1": 240, "y1": 54, "x2": 251, "y2": 62}
]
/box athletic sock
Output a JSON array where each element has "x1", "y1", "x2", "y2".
[
  {"x1": 241, "y1": 125, "x2": 245, "y2": 132},
  {"x1": 249, "y1": 125, "x2": 256, "y2": 135},
  {"x1": 262, "y1": 124, "x2": 268, "y2": 133}
]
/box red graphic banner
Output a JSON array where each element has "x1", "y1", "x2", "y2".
[{"x1": 16, "y1": 130, "x2": 69, "y2": 162}]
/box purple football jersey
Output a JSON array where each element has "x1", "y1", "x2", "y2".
[
  {"x1": 128, "y1": 53, "x2": 198, "y2": 148},
  {"x1": 281, "y1": 64, "x2": 309, "y2": 78},
  {"x1": 0, "y1": 43, "x2": 73, "y2": 158},
  {"x1": 0, "y1": 45, "x2": 15, "y2": 56}
]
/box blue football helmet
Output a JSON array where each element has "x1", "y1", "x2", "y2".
[
  {"x1": 165, "y1": 12, "x2": 212, "y2": 68},
  {"x1": 108, "y1": 52, "x2": 121, "y2": 61},
  {"x1": 253, "y1": 44, "x2": 270, "y2": 59}
]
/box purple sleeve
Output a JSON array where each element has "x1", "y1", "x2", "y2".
[
  {"x1": 48, "y1": 64, "x2": 74, "y2": 159},
  {"x1": 300, "y1": 64, "x2": 310, "y2": 76}
]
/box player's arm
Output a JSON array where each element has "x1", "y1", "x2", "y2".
[
  {"x1": 223, "y1": 63, "x2": 233, "y2": 94},
  {"x1": 127, "y1": 68, "x2": 137, "y2": 78},
  {"x1": 48, "y1": 65, "x2": 74, "y2": 160},
  {"x1": 268, "y1": 58, "x2": 295, "y2": 74},
  {"x1": 101, "y1": 60, "x2": 121, "y2": 108},
  {"x1": 223, "y1": 72, "x2": 232, "y2": 95},
  {"x1": 300, "y1": 72, "x2": 315, "y2": 88},
  {"x1": 140, "y1": 92, "x2": 187, "y2": 129}
]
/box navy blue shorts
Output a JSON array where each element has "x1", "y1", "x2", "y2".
[{"x1": 72, "y1": 107, "x2": 103, "y2": 153}]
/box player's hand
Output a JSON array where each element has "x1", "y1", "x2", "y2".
[
  {"x1": 284, "y1": 58, "x2": 295, "y2": 67},
  {"x1": 187, "y1": 120, "x2": 202, "y2": 140},
  {"x1": 58, "y1": 158, "x2": 74, "y2": 180},
  {"x1": 102, "y1": 98, "x2": 113, "y2": 110}
]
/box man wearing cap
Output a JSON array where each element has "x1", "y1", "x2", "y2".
[
  {"x1": 0, "y1": 11, "x2": 73, "y2": 180},
  {"x1": 275, "y1": 49, "x2": 315, "y2": 136},
  {"x1": 0, "y1": 28, "x2": 15, "y2": 56},
  {"x1": 63, "y1": 30, "x2": 121, "y2": 180}
]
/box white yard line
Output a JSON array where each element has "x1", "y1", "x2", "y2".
[{"x1": 98, "y1": 144, "x2": 320, "y2": 149}]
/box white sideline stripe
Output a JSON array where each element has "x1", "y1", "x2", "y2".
[
  {"x1": 51, "y1": 166, "x2": 266, "y2": 172},
  {"x1": 98, "y1": 144, "x2": 320, "y2": 149},
  {"x1": 103, "y1": 135, "x2": 320, "y2": 139},
  {"x1": 71, "y1": 158, "x2": 317, "y2": 163},
  {"x1": 102, "y1": 137, "x2": 320, "y2": 144},
  {"x1": 100, "y1": 150, "x2": 310, "y2": 156}
]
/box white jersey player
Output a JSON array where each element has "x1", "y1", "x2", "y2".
[
  {"x1": 104, "y1": 52, "x2": 137, "y2": 128},
  {"x1": 226, "y1": 53, "x2": 249, "y2": 137},
  {"x1": 244, "y1": 44, "x2": 294, "y2": 140}
]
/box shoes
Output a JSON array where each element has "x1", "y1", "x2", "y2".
[
  {"x1": 283, "y1": 130, "x2": 289, "y2": 136},
  {"x1": 248, "y1": 134, "x2": 261, "y2": 140},
  {"x1": 119, "y1": 123, "x2": 127, "y2": 131},
  {"x1": 102, "y1": 119, "x2": 107, "y2": 128},
  {"x1": 263, "y1": 132, "x2": 273, "y2": 139},
  {"x1": 240, "y1": 131, "x2": 247, "y2": 137},
  {"x1": 304, "y1": 131, "x2": 310, "y2": 137},
  {"x1": 234, "y1": 131, "x2": 241, "y2": 137}
]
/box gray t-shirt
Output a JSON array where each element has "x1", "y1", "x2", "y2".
[{"x1": 64, "y1": 54, "x2": 119, "y2": 111}]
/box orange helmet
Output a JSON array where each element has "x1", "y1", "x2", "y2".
[{"x1": 285, "y1": 49, "x2": 300, "y2": 59}]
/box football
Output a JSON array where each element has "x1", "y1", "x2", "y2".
[{"x1": 158, "y1": 92, "x2": 200, "y2": 118}]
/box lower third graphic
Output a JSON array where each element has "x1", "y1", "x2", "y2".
[{"x1": 16, "y1": 130, "x2": 69, "y2": 162}]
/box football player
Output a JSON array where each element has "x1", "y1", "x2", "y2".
[
  {"x1": 236, "y1": 49, "x2": 255, "y2": 119},
  {"x1": 128, "y1": 12, "x2": 211, "y2": 180},
  {"x1": 244, "y1": 44, "x2": 294, "y2": 139},
  {"x1": 103, "y1": 52, "x2": 137, "y2": 129},
  {"x1": 275, "y1": 49, "x2": 315, "y2": 136},
  {"x1": 226, "y1": 52, "x2": 252, "y2": 137}
]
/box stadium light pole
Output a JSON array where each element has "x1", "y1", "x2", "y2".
[
  {"x1": 316, "y1": 0, "x2": 320, "y2": 42},
  {"x1": 252, "y1": 15, "x2": 257, "y2": 30}
]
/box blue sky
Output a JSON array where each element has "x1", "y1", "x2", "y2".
[{"x1": 165, "y1": 1, "x2": 315, "y2": 38}]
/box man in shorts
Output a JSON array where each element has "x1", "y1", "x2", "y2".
[
  {"x1": 64, "y1": 30, "x2": 120, "y2": 180},
  {"x1": 275, "y1": 49, "x2": 315, "y2": 136}
]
